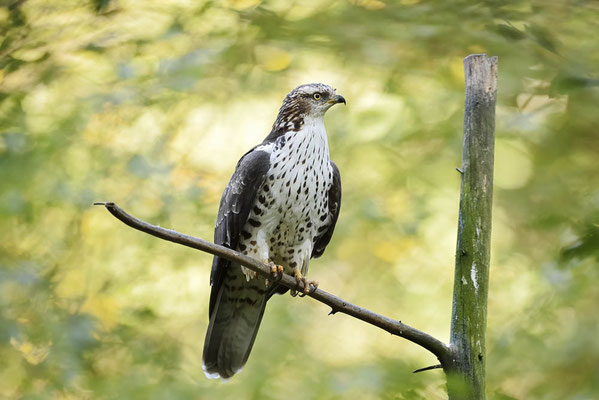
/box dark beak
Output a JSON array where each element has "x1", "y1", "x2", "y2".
[{"x1": 334, "y1": 94, "x2": 346, "y2": 105}]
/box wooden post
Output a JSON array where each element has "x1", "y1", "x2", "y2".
[{"x1": 446, "y1": 54, "x2": 498, "y2": 399}]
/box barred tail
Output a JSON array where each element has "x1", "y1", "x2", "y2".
[{"x1": 202, "y1": 277, "x2": 267, "y2": 380}]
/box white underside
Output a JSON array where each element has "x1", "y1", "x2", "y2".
[{"x1": 240, "y1": 115, "x2": 333, "y2": 280}]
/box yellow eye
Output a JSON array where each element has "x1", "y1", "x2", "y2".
[{"x1": 313, "y1": 93, "x2": 321, "y2": 100}]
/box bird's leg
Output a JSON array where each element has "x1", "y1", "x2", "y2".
[
  {"x1": 291, "y1": 268, "x2": 319, "y2": 297},
  {"x1": 265, "y1": 261, "x2": 284, "y2": 288}
]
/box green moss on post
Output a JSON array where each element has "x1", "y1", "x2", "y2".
[{"x1": 447, "y1": 54, "x2": 498, "y2": 399}]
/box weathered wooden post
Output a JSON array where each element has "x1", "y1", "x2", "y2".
[{"x1": 446, "y1": 54, "x2": 498, "y2": 399}]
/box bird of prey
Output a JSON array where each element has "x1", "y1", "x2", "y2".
[{"x1": 203, "y1": 83, "x2": 345, "y2": 380}]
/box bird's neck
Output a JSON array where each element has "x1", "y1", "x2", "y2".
[
  {"x1": 300, "y1": 115, "x2": 329, "y2": 154},
  {"x1": 272, "y1": 115, "x2": 329, "y2": 167}
]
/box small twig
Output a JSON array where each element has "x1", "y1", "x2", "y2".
[
  {"x1": 456, "y1": 167, "x2": 464, "y2": 174},
  {"x1": 95, "y1": 202, "x2": 452, "y2": 365},
  {"x1": 413, "y1": 364, "x2": 443, "y2": 373}
]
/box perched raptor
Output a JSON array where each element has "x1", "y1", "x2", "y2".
[{"x1": 203, "y1": 83, "x2": 345, "y2": 379}]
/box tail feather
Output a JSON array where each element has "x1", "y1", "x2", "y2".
[{"x1": 202, "y1": 276, "x2": 267, "y2": 380}]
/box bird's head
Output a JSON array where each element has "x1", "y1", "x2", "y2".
[
  {"x1": 268, "y1": 83, "x2": 345, "y2": 137},
  {"x1": 282, "y1": 83, "x2": 346, "y2": 119}
]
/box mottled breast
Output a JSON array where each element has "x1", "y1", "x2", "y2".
[{"x1": 238, "y1": 121, "x2": 333, "y2": 278}]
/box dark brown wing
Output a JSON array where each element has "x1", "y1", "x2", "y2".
[
  {"x1": 312, "y1": 161, "x2": 342, "y2": 258},
  {"x1": 209, "y1": 148, "x2": 270, "y2": 316}
]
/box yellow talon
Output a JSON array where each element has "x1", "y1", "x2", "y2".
[
  {"x1": 292, "y1": 269, "x2": 318, "y2": 297},
  {"x1": 267, "y1": 262, "x2": 284, "y2": 281}
]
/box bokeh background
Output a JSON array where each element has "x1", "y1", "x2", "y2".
[{"x1": 1, "y1": 0, "x2": 598, "y2": 399}]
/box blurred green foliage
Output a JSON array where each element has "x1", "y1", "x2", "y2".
[{"x1": 1, "y1": 0, "x2": 598, "y2": 399}]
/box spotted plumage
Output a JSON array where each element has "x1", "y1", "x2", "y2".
[{"x1": 203, "y1": 83, "x2": 344, "y2": 380}]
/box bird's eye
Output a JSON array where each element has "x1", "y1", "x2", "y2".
[{"x1": 313, "y1": 93, "x2": 321, "y2": 100}]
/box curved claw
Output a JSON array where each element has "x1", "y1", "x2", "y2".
[
  {"x1": 293, "y1": 269, "x2": 318, "y2": 297},
  {"x1": 266, "y1": 262, "x2": 284, "y2": 288},
  {"x1": 268, "y1": 262, "x2": 284, "y2": 280},
  {"x1": 299, "y1": 279, "x2": 319, "y2": 297}
]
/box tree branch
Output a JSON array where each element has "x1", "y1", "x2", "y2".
[{"x1": 94, "y1": 201, "x2": 452, "y2": 365}]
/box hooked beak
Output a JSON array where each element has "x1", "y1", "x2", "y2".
[{"x1": 327, "y1": 94, "x2": 346, "y2": 105}]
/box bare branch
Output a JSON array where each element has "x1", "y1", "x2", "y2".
[{"x1": 94, "y1": 201, "x2": 452, "y2": 364}]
